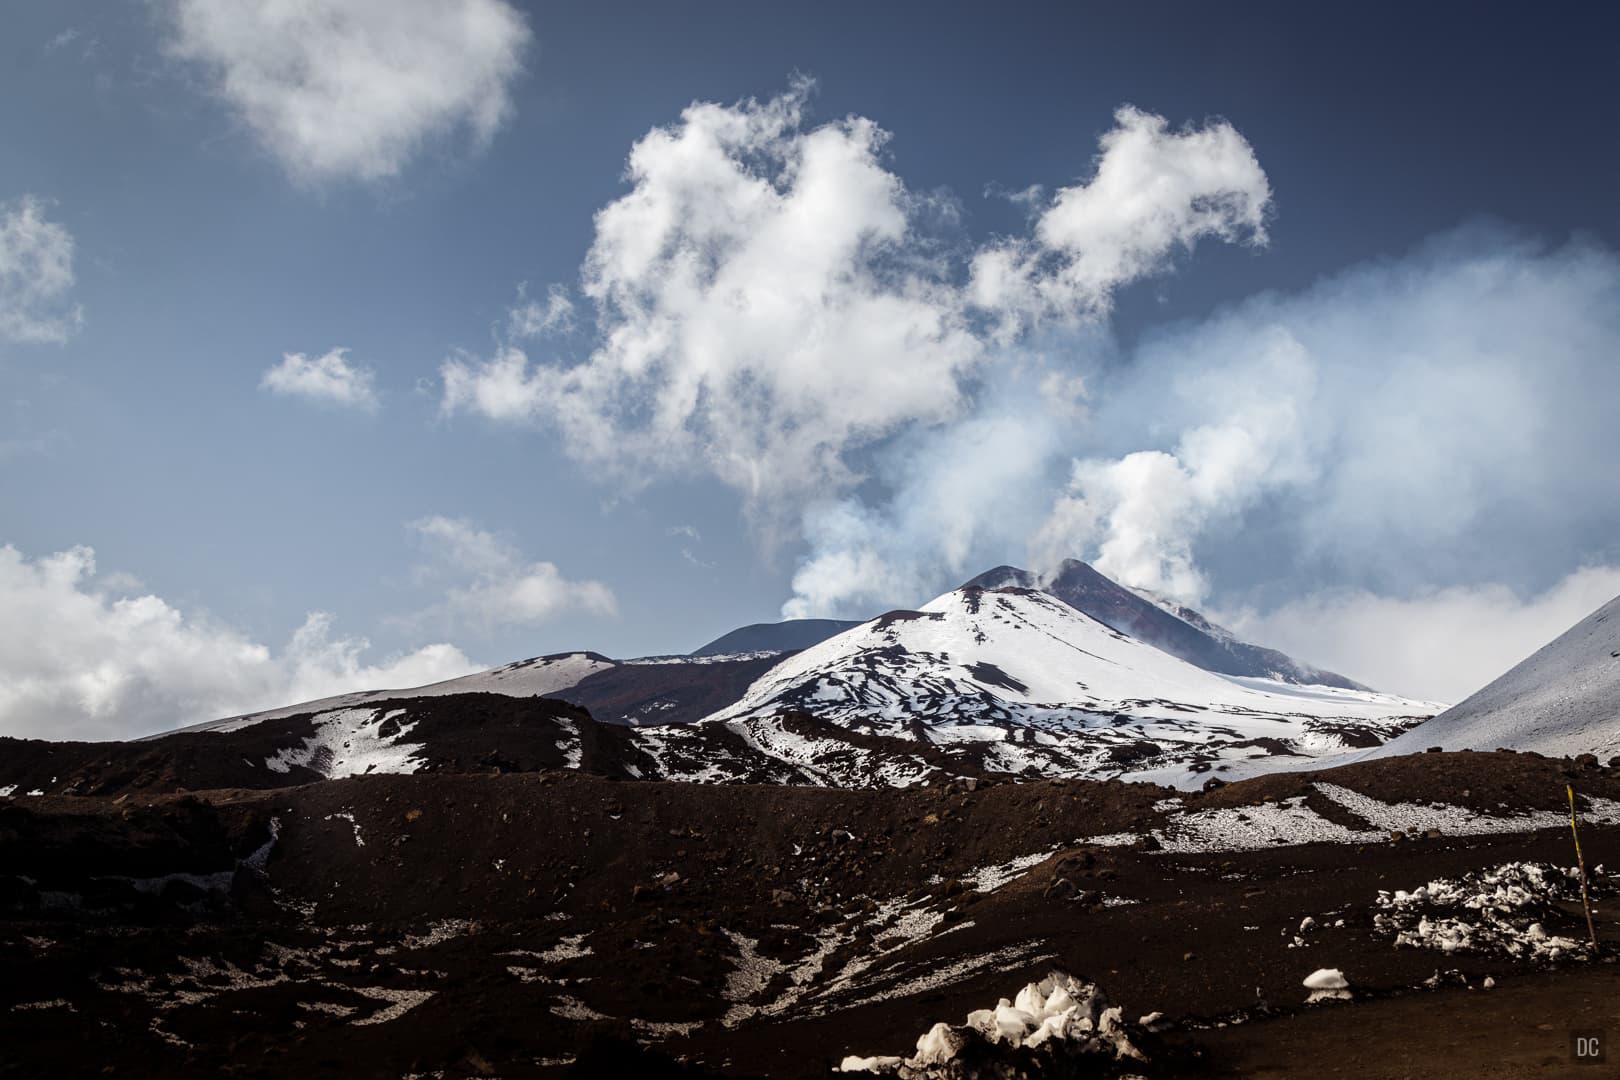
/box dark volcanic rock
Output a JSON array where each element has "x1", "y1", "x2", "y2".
[
  {"x1": 690, "y1": 618, "x2": 861, "y2": 657},
  {"x1": 545, "y1": 655, "x2": 784, "y2": 726}
]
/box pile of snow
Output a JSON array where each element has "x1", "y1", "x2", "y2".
[
  {"x1": 1373, "y1": 861, "x2": 1609, "y2": 960},
  {"x1": 1303, "y1": 968, "x2": 1351, "y2": 1003},
  {"x1": 1373, "y1": 594, "x2": 1620, "y2": 760},
  {"x1": 837, "y1": 971, "x2": 1147, "y2": 1077}
]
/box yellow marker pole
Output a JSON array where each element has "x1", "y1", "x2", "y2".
[{"x1": 1568, "y1": 783, "x2": 1599, "y2": 954}]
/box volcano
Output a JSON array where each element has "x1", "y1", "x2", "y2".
[{"x1": 967, "y1": 560, "x2": 1366, "y2": 690}]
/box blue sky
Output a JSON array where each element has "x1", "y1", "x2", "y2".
[{"x1": 4, "y1": 1, "x2": 1620, "y2": 738}]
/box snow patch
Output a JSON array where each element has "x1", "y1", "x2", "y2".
[
  {"x1": 556, "y1": 717, "x2": 583, "y2": 770},
  {"x1": 402, "y1": 919, "x2": 474, "y2": 951},
  {"x1": 1072, "y1": 784, "x2": 1620, "y2": 855},
  {"x1": 265, "y1": 708, "x2": 424, "y2": 779},
  {"x1": 551, "y1": 994, "x2": 613, "y2": 1021},
  {"x1": 350, "y1": 986, "x2": 435, "y2": 1026},
  {"x1": 721, "y1": 930, "x2": 789, "y2": 1027},
  {"x1": 961, "y1": 850, "x2": 1053, "y2": 893},
  {"x1": 323, "y1": 810, "x2": 364, "y2": 847}
]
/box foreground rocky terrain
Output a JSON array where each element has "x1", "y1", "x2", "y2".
[{"x1": 3, "y1": 725, "x2": 1617, "y2": 1078}]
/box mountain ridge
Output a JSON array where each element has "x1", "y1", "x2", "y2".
[{"x1": 966, "y1": 559, "x2": 1368, "y2": 691}]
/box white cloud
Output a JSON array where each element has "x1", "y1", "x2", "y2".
[
  {"x1": 1221, "y1": 566, "x2": 1620, "y2": 703},
  {"x1": 1032, "y1": 332, "x2": 1317, "y2": 603},
  {"x1": 785, "y1": 229, "x2": 1620, "y2": 626},
  {"x1": 408, "y1": 516, "x2": 616, "y2": 629},
  {"x1": 783, "y1": 387, "x2": 1067, "y2": 618},
  {"x1": 260, "y1": 347, "x2": 380, "y2": 410},
  {"x1": 0, "y1": 195, "x2": 83, "y2": 345},
  {"x1": 665, "y1": 524, "x2": 712, "y2": 568},
  {"x1": 970, "y1": 106, "x2": 1270, "y2": 340},
  {"x1": 443, "y1": 79, "x2": 982, "y2": 519},
  {"x1": 164, "y1": 0, "x2": 531, "y2": 184},
  {"x1": 46, "y1": 28, "x2": 82, "y2": 53},
  {"x1": 507, "y1": 283, "x2": 575, "y2": 338},
  {"x1": 0, "y1": 543, "x2": 480, "y2": 741},
  {"x1": 1036, "y1": 231, "x2": 1620, "y2": 605},
  {"x1": 442, "y1": 86, "x2": 1267, "y2": 558}
]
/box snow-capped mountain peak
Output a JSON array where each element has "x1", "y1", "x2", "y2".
[
  {"x1": 965, "y1": 559, "x2": 1367, "y2": 690},
  {"x1": 700, "y1": 585, "x2": 1436, "y2": 786}
]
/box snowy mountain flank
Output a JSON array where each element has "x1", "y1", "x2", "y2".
[
  {"x1": 116, "y1": 559, "x2": 1462, "y2": 790},
  {"x1": 17, "y1": 577, "x2": 1620, "y2": 798},
  {"x1": 967, "y1": 560, "x2": 1368, "y2": 690},
  {"x1": 1371, "y1": 593, "x2": 1620, "y2": 760},
  {"x1": 699, "y1": 585, "x2": 1436, "y2": 787},
  {"x1": 181, "y1": 648, "x2": 780, "y2": 734}
]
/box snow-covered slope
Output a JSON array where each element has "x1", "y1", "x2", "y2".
[
  {"x1": 699, "y1": 586, "x2": 1438, "y2": 787},
  {"x1": 968, "y1": 560, "x2": 1367, "y2": 690},
  {"x1": 1372, "y1": 594, "x2": 1620, "y2": 760},
  {"x1": 177, "y1": 652, "x2": 617, "y2": 735}
]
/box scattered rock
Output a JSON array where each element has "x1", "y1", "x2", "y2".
[{"x1": 1044, "y1": 878, "x2": 1079, "y2": 901}]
